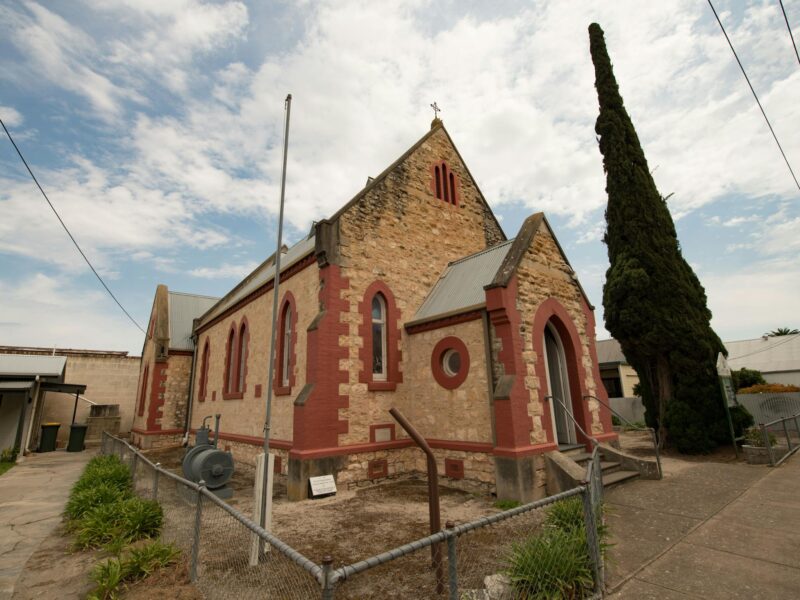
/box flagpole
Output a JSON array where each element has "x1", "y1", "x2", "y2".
[{"x1": 260, "y1": 93, "x2": 292, "y2": 548}]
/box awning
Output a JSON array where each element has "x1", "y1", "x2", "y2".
[
  {"x1": 0, "y1": 380, "x2": 34, "y2": 392},
  {"x1": 39, "y1": 382, "x2": 87, "y2": 394}
]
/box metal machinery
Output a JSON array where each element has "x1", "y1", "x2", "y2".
[{"x1": 182, "y1": 414, "x2": 235, "y2": 499}]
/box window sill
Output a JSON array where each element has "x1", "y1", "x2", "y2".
[
  {"x1": 222, "y1": 391, "x2": 244, "y2": 400},
  {"x1": 367, "y1": 381, "x2": 397, "y2": 392},
  {"x1": 274, "y1": 385, "x2": 292, "y2": 397}
]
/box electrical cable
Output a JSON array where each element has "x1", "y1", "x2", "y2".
[
  {"x1": 1, "y1": 117, "x2": 146, "y2": 335},
  {"x1": 728, "y1": 333, "x2": 798, "y2": 361},
  {"x1": 779, "y1": 0, "x2": 800, "y2": 67},
  {"x1": 706, "y1": 0, "x2": 800, "y2": 193}
]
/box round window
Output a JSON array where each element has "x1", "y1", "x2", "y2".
[{"x1": 442, "y1": 349, "x2": 461, "y2": 377}]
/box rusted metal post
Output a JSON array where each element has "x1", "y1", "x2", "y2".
[{"x1": 389, "y1": 407, "x2": 444, "y2": 595}]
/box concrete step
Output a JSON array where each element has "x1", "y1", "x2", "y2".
[
  {"x1": 558, "y1": 443, "x2": 586, "y2": 458},
  {"x1": 602, "y1": 470, "x2": 639, "y2": 488},
  {"x1": 600, "y1": 461, "x2": 621, "y2": 475}
]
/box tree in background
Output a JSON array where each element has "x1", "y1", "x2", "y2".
[
  {"x1": 766, "y1": 328, "x2": 799, "y2": 336},
  {"x1": 588, "y1": 23, "x2": 728, "y2": 453},
  {"x1": 731, "y1": 367, "x2": 766, "y2": 391}
]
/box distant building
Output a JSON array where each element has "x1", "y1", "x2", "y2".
[
  {"x1": 132, "y1": 121, "x2": 617, "y2": 503},
  {"x1": 726, "y1": 334, "x2": 800, "y2": 387},
  {"x1": 0, "y1": 346, "x2": 140, "y2": 451},
  {"x1": 595, "y1": 339, "x2": 639, "y2": 398}
]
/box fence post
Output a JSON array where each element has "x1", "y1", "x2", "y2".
[
  {"x1": 131, "y1": 452, "x2": 139, "y2": 483},
  {"x1": 153, "y1": 463, "x2": 160, "y2": 501},
  {"x1": 445, "y1": 521, "x2": 458, "y2": 600},
  {"x1": 582, "y1": 485, "x2": 603, "y2": 595},
  {"x1": 782, "y1": 419, "x2": 792, "y2": 450},
  {"x1": 190, "y1": 480, "x2": 205, "y2": 582},
  {"x1": 321, "y1": 556, "x2": 335, "y2": 600},
  {"x1": 760, "y1": 424, "x2": 775, "y2": 466}
]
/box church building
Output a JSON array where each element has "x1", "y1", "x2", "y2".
[{"x1": 131, "y1": 119, "x2": 617, "y2": 501}]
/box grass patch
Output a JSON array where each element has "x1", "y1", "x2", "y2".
[
  {"x1": 494, "y1": 499, "x2": 522, "y2": 511},
  {"x1": 505, "y1": 496, "x2": 608, "y2": 599},
  {"x1": 88, "y1": 541, "x2": 180, "y2": 600},
  {"x1": 0, "y1": 462, "x2": 14, "y2": 477}
]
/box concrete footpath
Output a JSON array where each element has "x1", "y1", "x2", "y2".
[
  {"x1": 0, "y1": 450, "x2": 92, "y2": 600},
  {"x1": 607, "y1": 453, "x2": 800, "y2": 599}
]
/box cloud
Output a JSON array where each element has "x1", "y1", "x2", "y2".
[
  {"x1": 188, "y1": 261, "x2": 260, "y2": 279},
  {"x1": 0, "y1": 272, "x2": 143, "y2": 352},
  {"x1": 0, "y1": 105, "x2": 23, "y2": 126}
]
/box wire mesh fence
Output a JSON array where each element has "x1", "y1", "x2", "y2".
[{"x1": 102, "y1": 432, "x2": 607, "y2": 599}]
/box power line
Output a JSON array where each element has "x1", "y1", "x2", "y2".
[
  {"x1": 780, "y1": 0, "x2": 800, "y2": 67},
  {"x1": 728, "y1": 333, "x2": 798, "y2": 361},
  {"x1": 706, "y1": 0, "x2": 800, "y2": 193},
  {"x1": 1, "y1": 118, "x2": 146, "y2": 335}
]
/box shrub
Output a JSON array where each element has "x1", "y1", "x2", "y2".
[
  {"x1": 738, "y1": 383, "x2": 800, "y2": 394},
  {"x1": 1, "y1": 447, "x2": 18, "y2": 463},
  {"x1": 611, "y1": 415, "x2": 621, "y2": 427},
  {"x1": 731, "y1": 368, "x2": 766, "y2": 391},
  {"x1": 743, "y1": 427, "x2": 777, "y2": 448},
  {"x1": 494, "y1": 499, "x2": 522, "y2": 511},
  {"x1": 88, "y1": 541, "x2": 179, "y2": 600},
  {"x1": 73, "y1": 497, "x2": 162, "y2": 550},
  {"x1": 72, "y1": 456, "x2": 131, "y2": 496},
  {"x1": 729, "y1": 405, "x2": 755, "y2": 438},
  {"x1": 65, "y1": 482, "x2": 131, "y2": 522},
  {"x1": 505, "y1": 497, "x2": 607, "y2": 598}
]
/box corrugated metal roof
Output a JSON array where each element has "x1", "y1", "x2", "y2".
[
  {"x1": 0, "y1": 380, "x2": 35, "y2": 392},
  {"x1": 727, "y1": 334, "x2": 800, "y2": 374},
  {"x1": 198, "y1": 235, "x2": 316, "y2": 326},
  {"x1": 168, "y1": 292, "x2": 220, "y2": 350},
  {"x1": 0, "y1": 354, "x2": 66, "y2": 378},
  {"x1": 412, "y1": 239, "x2": 515, "y2": 324},
  {"x1": 596, "y1": 339, "x2": 627, "y2": 365}
]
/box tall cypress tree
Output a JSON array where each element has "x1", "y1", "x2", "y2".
[{"x1": 588, "y1": 23, "x2": 728, "y2": 453}]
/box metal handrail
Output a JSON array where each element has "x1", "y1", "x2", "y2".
[
  {"x1": 545, "y1": 395, "x2": 600, "y2": 449},
  {"x1": 584, "y1": 394, "x2": 662, "y2": 480},
  {"x1": 758, "y1": 411, "x2": 800, "y2": 467}
]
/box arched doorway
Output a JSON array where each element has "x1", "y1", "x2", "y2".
[{"x1": 543, "y1": 322, "x2": 577, "y2": 446}]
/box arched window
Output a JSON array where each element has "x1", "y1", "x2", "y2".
[
  {"x1": 449, "y1": 172, "x2": 456, "y2": 205},
  {"x1": 372, "y1": 294, "x2": 387, "y2": 380},
  {"x1": 226, "y1": 327, "x2": 236, "y2": 393},
  {"x1": 281, "y1": 305, "x2": 292, "y2": 387},
  {"x1": 237, "y1": 321, "x2": 248, "y2": 392},
  {"x1": 435, "y1": 165, "x2": 442, "y2": 199},
  {"x1": 432, "y1": 161, "x2": 458, "y2": 205},
  {"x1": 198, "y1": 341, "x2": 210, "y2": 401},
  {"x1": 137, "y1": 364, "x2": 149, "y2": 416}
]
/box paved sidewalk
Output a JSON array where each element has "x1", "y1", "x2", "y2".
[
  {"x1": 0, "y1": 450, "x2": 92, "y2": 600},
  {"x1": 608, "y1": 454, "x2": 800, "y2": 599}
]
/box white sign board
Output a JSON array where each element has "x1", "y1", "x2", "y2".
[
  {"x1": 716, "y1": 352, "x2": 732, "y2": 378},
  {"x1": 309, "y1": 474, "x2": 337, "y2": 498},
  {"x1": 249, "y1": 453, "x2": 274, "y2": 566}
]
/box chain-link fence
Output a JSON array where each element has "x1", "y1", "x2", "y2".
[
  {"x1": 758, "y1": 412, "x2": 800, "y2": 467},
  {"x1": 101, "y1": 433, "x2": 606, "y2": 599},
  {"x1": 101, "y1": 432, "x2": 323, "y2": 599}
]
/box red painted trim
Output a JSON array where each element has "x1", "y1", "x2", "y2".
[
  {"x1": 222, "y1": 324, "x2": 236, "y2": 398},
  {"x1": 196, "y1": 254, "x2": 316, "y2": 334},
  {"x1": 292, "y1": 264, "x2": 350, "y2": 452},
  {"x1": 198, "y1": 340, "x2": 210, "y2": 402},
  {"x1": 369, "y1": 423, "x2": 396, "y2": 442},
  {"x1": 254, "y1": 384, "x2": 263, "y2": 398},
  {"x1": 431, "y1": 336, "x2": 470, "y2": 389},
  {"x1": 358, "y1": 280, "x2": 402, "y2": 389},
  {"x1": 146, "y1": 362, "x2": 168, "y2": 430},
  {"x1": 406, "y1": 310, "x2": 483, "y2": 334},
  {"x1": 493, "y1": 442, "x2": 559, "y2": 458},
  {"x1": 169, "y1": 349, "x2": 193, "y2": 356},
  {"x1": 132, "y1": 427, "x2": 184, "y2": 436},
  {"x1": 189, "y1": 429, "x2": 293, "y2": 450},
  {"x1": 427, "y1": 439, "x2": 493, "y2": 452},
  {"x1": 430, "y1": 161, "x2": 460, "y2": 206},
  {"x1": 532, "y1": 297, "x2": 592, "y2": 446},
  {"x1": 274, "y1": 291, "x2": 298, "y2": 395},
  {"x1": 486, "y1": 277, "x2": 535, "y2": 450},
  {"x1": 136, "y1": 363, "x2": 149, "y2": 417},
  {"x1": 368, "y1": 459, "x2": 388, "y2": 479}
]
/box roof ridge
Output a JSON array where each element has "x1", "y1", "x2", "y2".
[
  {"x1": 448, "y1": 238, "x2": 515, "y2": 267},
  {"x1": 168, "y1": 290, "x2": 220, "y2": 300}
]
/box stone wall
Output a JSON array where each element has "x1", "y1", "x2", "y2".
[
  {"x1": 335, "y1": 125, "x2": 505, "y2": 447},
  {"x1": 404, "y1": 319, "x2": 493, "y2": 443},
  {"x1": 191, "y1": 261, "x2": 319, "y2": 444},
  {"x1": 42, "y1": 352, "x2": 140, "y2": 444}
]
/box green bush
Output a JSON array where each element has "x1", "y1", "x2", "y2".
[
  {"x1": 65, "y1": 482, "x2": 132, "y2": 522},
  {"x1": 73, "y1": 497, "x2": 162, "y2": 550},
  {"x1": 88, "y1": 541, "x2": 179, "y2": 600},
  {"x1": 744, "y1": 427, "x2": 777, "y2": 448},
  {"x1": 72, "y1": 455, "x2": 131, "y2": 496},
  {"x1": 1, "y1": 447, "x2": 18, "y2": 462},
  {"x1": 729, "y1": 405, "x2": 754, "y2": 438},
  {"x1": 505, "y1": 497, "x2": 607, "y2": 598},
  {"x1": 611, "y1": 415, "x2": 621, "y2": 427},
  {"x1": 731, "y1": 368, "x2": 766, "y2": 391}
]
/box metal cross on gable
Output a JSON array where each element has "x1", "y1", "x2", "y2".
[{"x1": 430, "y1": 102, "x2": 441, "y2": 118}]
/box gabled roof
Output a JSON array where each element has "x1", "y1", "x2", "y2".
[
  {"x1": 197, "y1": 235, "x2": 316, "y2": 328},
  {"x1": 726, "y1": 334, "x2": 800, "y2": 374},
  {"x1": 168, "y1": 291, "x2": 220, "y2": 350},
  {"x1": 0, "y1": 354, "x2": 66, "y2": 379},
  {"x1": 410, "y1": 239, "x2": 515, "y2": 325}
]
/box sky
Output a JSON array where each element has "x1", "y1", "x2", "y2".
[{"x1": 0, "y1": 0, "x2": 798, "y2": 356}]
